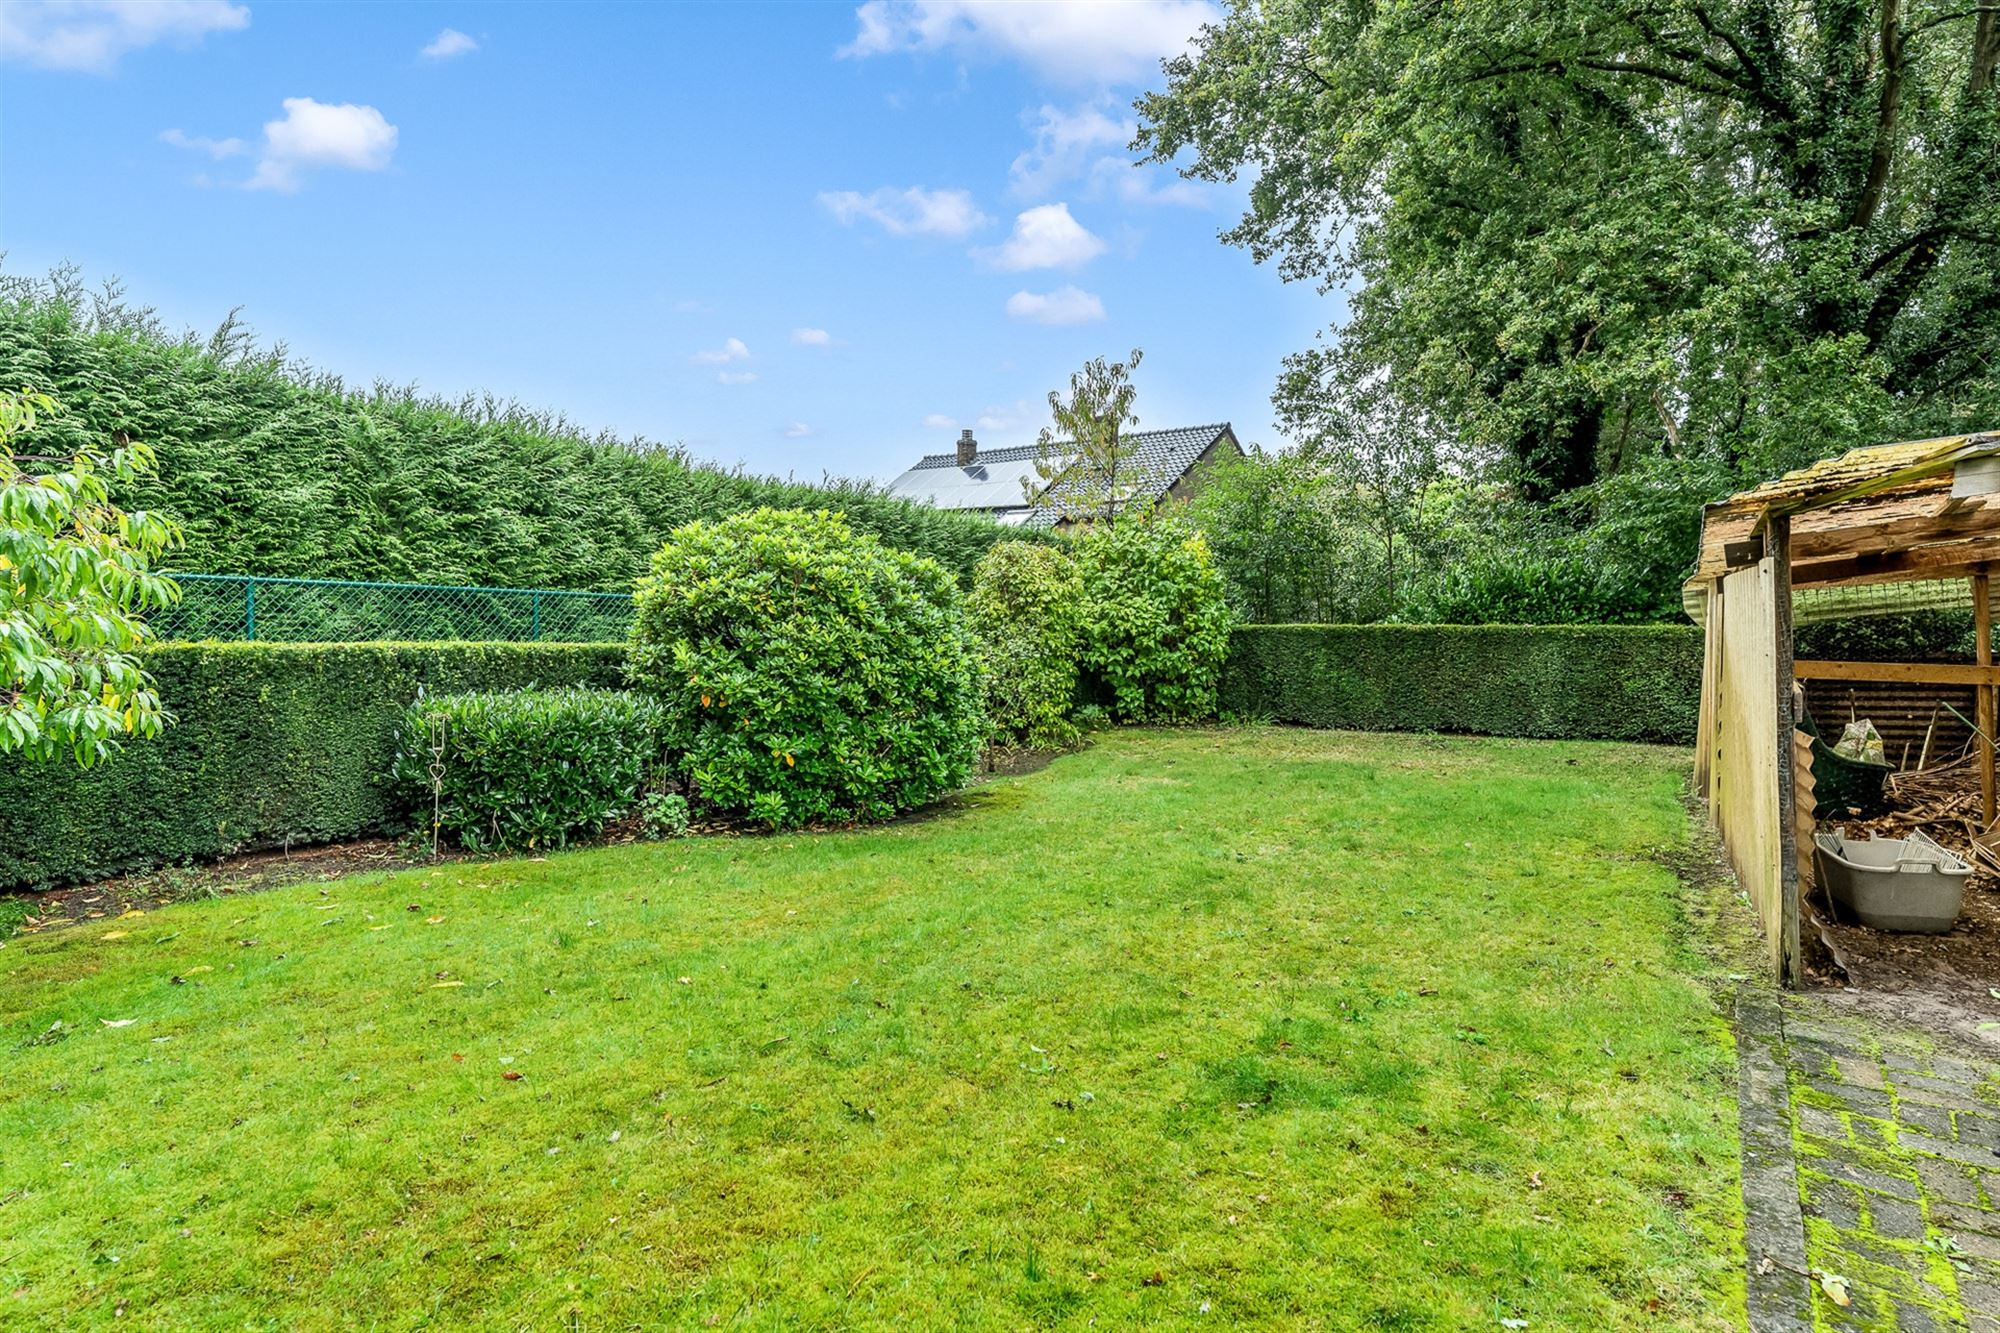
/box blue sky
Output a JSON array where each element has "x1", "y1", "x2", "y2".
[{"x1": 0, "y1": 1, "x2": 1333, "y2": 482}]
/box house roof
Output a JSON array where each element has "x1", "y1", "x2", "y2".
[
  {"x1": 1023, "y1": 423, "x2": 1238, "y2": 526},
  {"x1": 884, "y1": 423, "x2": 1238, "y2": 522},
  {"x1": 885, "y1": 443, "x2": 1044, "y2": 514}
]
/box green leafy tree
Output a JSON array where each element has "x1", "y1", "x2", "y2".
[
  {"x1": 629, "y1": 508, "x2": 984, "y2": 829},
  {"x1": 1024, "y1": 348, "x2": 1148, "y2": 524},
  {"x1": 1, "y1": 389, "x2": 180, "y2": 764},
  {"x1": 1139, "y1": 0, "x2": 1999, "y2": 505},
  {"x1": 1188, "y1": 449, "x2": 1354, "y2": 622},
  {"x1": 969, "y1": 541, "x2": 1085, "y2": 748},
  {"x1": 1076, "y1": 514, "x2": 1234, "y2": 721}
]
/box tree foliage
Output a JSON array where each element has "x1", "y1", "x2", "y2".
[
  {"x1": 1025, "y1": 348, "x2": 1149, "y2": 524},
  {"x1": 1140, "y1": 0, "x2": 1999, "y2": 603},
  {"x1": 629, "y1": 509, "x2": 984, "y2": 829},
  {"x1": 969, "y1": 540, "x2": 1085, "y2": 748},
  {"x1": 1, "y1": 389, "x2": 181, "y2": 764},
  {"x1": 1076, "y1": 514, "x2": 1234, "y2": 721},
  {"x1": 0, "y1": 268, "x2": 1032, "y2": 591}
]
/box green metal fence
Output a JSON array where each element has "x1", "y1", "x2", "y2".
[{"x1": 155, "y1": 574, "x2": 635, "y2": 644}]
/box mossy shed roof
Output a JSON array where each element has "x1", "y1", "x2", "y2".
[{"x1": 1687, "y1": 432, "x2": 2000, "y2": 595}]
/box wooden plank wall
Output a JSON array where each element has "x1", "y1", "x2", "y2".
[{"x1": 1711, "y1": 556, "x2": 1800, "y2": 982}]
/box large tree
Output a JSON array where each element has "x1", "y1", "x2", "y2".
[{"x1": 1138, "y1": 0, "x2": 2000, "y2": 500}]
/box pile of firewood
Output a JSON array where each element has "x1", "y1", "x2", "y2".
[{"x1": 1833, "y1": 752, "x2": 2000, "y2": 880}]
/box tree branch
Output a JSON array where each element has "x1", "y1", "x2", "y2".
[{"x1": 1850, "y1": 0, "x2": 1907, "y2": 231}]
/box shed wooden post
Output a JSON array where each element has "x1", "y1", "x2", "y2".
[
  {"x1": 1977, "y1": 565, "x2": 1994, "y2": 829},
  {"x1": 1771, "y1": 516, "x2": 1801, "y2": 986}
]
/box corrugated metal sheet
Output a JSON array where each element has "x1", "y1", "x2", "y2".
[{"x1": 1803, "y1": 679, "x2": 1977, "y2": 771}]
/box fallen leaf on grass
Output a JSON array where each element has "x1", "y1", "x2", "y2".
[
  {"x1": 501, "y1": 1070, "x2": 523, "y2": 1081},
  {"x1": 425, "y1": 916, "x2": 445, "y2": 925},
  {"x1": 100, "y1": 1018, "x2": 136, "y2": 1028},
  {"x1": 1817, "y1": 1272, "x2": 1851, "y2": 1307},
  {"x1": 100, "y1": 931, "x2": 128, "y2": 941},
  {"x1": 430, "y1": 981, "x2": 465, "y2": 989},
  {"x1": 1528, "y1": 1171, "x2": 1542, "y2": 1190}
]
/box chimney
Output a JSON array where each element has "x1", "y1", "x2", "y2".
[{"x1": 956, "y1": 428, "x2": 978, "y2": 467}]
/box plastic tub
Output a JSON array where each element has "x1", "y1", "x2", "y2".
[{"x1": 1813, "y1": 828, "x2": 1969, "y2": 934}]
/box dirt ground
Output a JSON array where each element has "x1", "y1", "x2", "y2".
[{"x1": 1803, "y1": 760, "x2": 2000, "y2": 1050}]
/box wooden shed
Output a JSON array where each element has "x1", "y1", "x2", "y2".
[{"x1": 1689, "y1": 432, "x2": 2000, "y2": 984}]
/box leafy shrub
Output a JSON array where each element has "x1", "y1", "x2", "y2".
[
  {"x1": 1076, "y1": 515, "x2": 1234, "y2": 721},
  {"x1": 969, "y1": 541, "x2": 1084, "y2": 748},
  {"x1": 392, "y1": 688, "x2": 667, "y2": 851},
  {"x1": 629, "y1": 508, "x2": 984, "y2": 828},
  {"x1": 637, "y1": 790, "x2": 690, "y2": 840}
]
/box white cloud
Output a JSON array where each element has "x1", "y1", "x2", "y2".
[
  {"x1": 925, "y1": 402, "x2": 1035, "y2": 434},
  {"x1": 976, "y1": 399, "x2": 1034, "y2": 430},
  {"x1": 0, "y1": 0, "x2": 248, "y2": 73},
  {"x1": 716, "y1": 371, "x2": 758, "y2": 385},
  {"x1": 785, "y1": 422, "x2": 813, "y2": 438},
  {"x1": 1005, "y1": 286, "x2": 1106, "y2": 326},
  {"x1": 421, "y1": 27, "x2": 478, "y2": 59},
  {"x1": 245, "y1": 98, "x2": 398, "y2": 192},
  {"x1": 791, "y1": 327, "x2": 832, "y2": 346},
  {"x1": 160, "y1": 126, "x2": 246, "y2": 159},
  {"x1": 818, "y1": 186, "x2": 989, "y2": 238},
  {"x1": 979, "y1": 202, "x2": 1105, "y2": 271},
  {"x1": 1011, "y1": 101, "x2": 1210, "y2": 206},
  {"x1": 1010, "y1": 102, "x2": 1128, "y2": 196},
  {"x1": 839, "y1": 0, "x2": 1218, "y2": 85},
  {"x1": 693, "y1": 336, "x2": 751, "y2": 365}
]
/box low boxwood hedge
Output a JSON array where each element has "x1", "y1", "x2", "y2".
[
  {"x1": 0, "y1": 641, "x2": 625, "y2": 891},
  {"x1": 1221, "y1": 624, "x2": 1701, "y2": 743}
]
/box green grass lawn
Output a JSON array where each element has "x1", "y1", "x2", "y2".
[{"x1": 0, "y1": 728, "x2": 1745, "y2": 1330}]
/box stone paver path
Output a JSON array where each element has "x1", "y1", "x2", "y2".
[{"x1": 1739, "y1": 990, "x2": 2000, "y2": 1331}]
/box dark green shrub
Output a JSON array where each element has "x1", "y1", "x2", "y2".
[
  {"x1": 969, "y1": 541, "x2": 1084, "y2": 748},
  {"x1": 0, "y1": 641, "x2": 625, "y2": 891},
  {"x1": 629, "y1": 508, "x2": 984, "y2": 828},
  {"x1": 1076, "y1": 515, "x2": 1234, "y2": 721},
  {"x1": 1221, "y1": 624, "x2": 1700, "y2": 742},
  {"x1": 392, "y1": 688, "x2": 668, "y2": 851}
]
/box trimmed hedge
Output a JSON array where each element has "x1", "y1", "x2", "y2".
[
  {"x1": 390, "y1": 688, "x2": 668, "y2": 852},
  {"x1": 1221, "y1": 624, "x2": 1701, "y2": 743},
  {"x1": 0, "y1": 641, "x2": 624, "y2": 891}
]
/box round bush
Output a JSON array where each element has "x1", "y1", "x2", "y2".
[
  {"x1": 629, "y1": 508, "x2": 983, "y2": 828},
  {"x1": 390, "y1": 687, "x2": 668, "y2": 851},
  {"x1": 1076, "y1": 515, "x2": 1234, "y2": 722},
  {"x1": 969, "y1": 540, "x2": 1084, "y2": 748}
]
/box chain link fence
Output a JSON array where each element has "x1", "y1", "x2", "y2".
[{"x1": 155, "y1": 574, "x2": 635, "y2": 644}]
